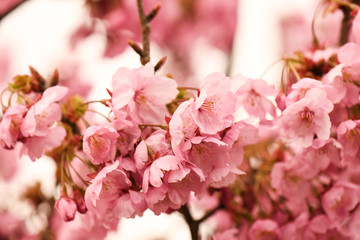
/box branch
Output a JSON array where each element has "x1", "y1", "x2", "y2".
[
  {"x1": 338, "y1": 0, "x2": 360, "y2": 46},
  {"x1": 179, "y1": 205, "x2": 200, "y2": 240},
  {"x1": 0, "y1": 0, "x2": 28, "y2": 22},
  {"x1": 136, "y1": 0, "x2": 151, "y2": 65}
]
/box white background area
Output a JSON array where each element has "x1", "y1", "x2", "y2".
[{"x1": 0, "y1": 0, "x2": 315, "y2": 239}]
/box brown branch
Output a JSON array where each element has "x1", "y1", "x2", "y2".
[
  {"x1": 0, "y1": 0, "x2": 28, "y2": 22},
  {"x1": 179, "y1": 205, "x2": 200, "y2": 240},
  {"x1": 136, "y1": 0, "x2": 151, "y2": 65},
  {"x1": 339, "y1": 0, "x2": 360, "y2": 46}
]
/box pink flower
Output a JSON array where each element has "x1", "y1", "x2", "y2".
[
  {"x1": 20, "y1": 126, "x2": 66, "y2": 161},
  {"x1": 21, "y1": 86, "x2": 68, "y2": 137},
  {"x1": 248, "y1": 219, "x2": 279, "y2": 240},
  {"x1": 0, "y1": 146, "x2": 19, "y2": 181},
  {"x1": 321, "y1": 182, "x2": 359, "y2": 223},
  {"x1": 279, "y1": 213, "x2": 308, "y2": 240},
  {"x1": 298, "y1": 138, "x2": 342, "y2": 177},
  {"x1": 305, "y1": 215, "x2": 351, "y2": 240},
  {"x1": 271, "y1": 157, "x2": 311, "y2": 201},
  {"x1": 169, "y1": 99, "x2": 199, "y2": 158},
  {"x1": 282, "y1": 88, "x2": 333, "y2": 147},
  {"x1": 337, "y1": 120, "x2": 360, "y2": 157},
  {"x1": 115, "y1": 190, "x2": 147, "y2": 218},
  {"x1": 84, "y1": 160, "x2": 131, "y2": 216},
  {"x1": 223, "y1": 121, "x2": 259, "y2": 170},
  {"x1": 186, "y1": 136, "x2": 232, "y2": 184},
  {"x1": 191, "y1": 73, "x2": 236, "y2": 134},
  {"x1": 142, "y1": 155, "x2": 182, "y2": 193},
  {"x1": 0, "y1": 105, "x2": 27, "y2": 149},
  {"x1": 82, "y1": 125, "x2": 119, "y2": 165},
  {"x1": 55, "y1": 196, "x2": 77, "y2": 222},
  {"x1": 111, "y1": 63, "x2": 178, "y2": 124},
  {"x1": 234, "y1": 76, "x2": 277, "y2": 120},
  {"x1": 286, "y1": 78, "x2": 339, "y2": 106},
  {"x1": 213, "y1": 228, "x2": 241, "y2": 240},
  {"x1": 164, "y1": 164, "x2": 205, "y2": 205}
]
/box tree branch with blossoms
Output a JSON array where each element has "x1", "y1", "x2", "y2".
[{"x1": 3, "y1": 0, "x2": 360, "y2": 240}]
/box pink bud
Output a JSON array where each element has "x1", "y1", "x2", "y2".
[
  {"x1": 73, "y1": 188, "x2": 87, "y2": 214},
  {"x1": 55, "y1": 196, "x2": 77, "y2": 222}
]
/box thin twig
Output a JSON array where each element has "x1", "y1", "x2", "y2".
[
  {"x1": 136, "y1": 0, "x2": 151, "y2": 65},
  {"x1": 338, "y1": 0, "x2": 360, "y2": 45},
  {"x1": 0, "y1": 0, "x2": 28, "y2": 22}
]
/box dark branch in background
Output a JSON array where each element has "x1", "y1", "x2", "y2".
[
  {"x1": 338, "y1": 0, "x2": 360, "y2": 46},
  {"x1": 0, "y1": 0, "x2": 28, "y2": 22},
  {"x1": 136, "y1": 0, "x2": 150, "y2": 64},
  {"x1": 179, "y1": 205, "x2": 200, "y2": 240},
  {"x1": 179, "y1": 204, "x2": 223, "y2": 240}
]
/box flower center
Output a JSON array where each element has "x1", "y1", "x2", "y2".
[{"x1": 300, "y1": 109, "x2": 314, "y2": 127}]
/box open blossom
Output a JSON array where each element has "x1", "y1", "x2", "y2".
[
  {"x1": 286, "y1": 78, "x2": 339, "y2": 106},
  {"x1": 305, "y1": 215, "x2": 351, "y2": 240},
  {"x1": 55, "y1": 196, "x2": 77, "y2": 222},
  {"x1": 248, "y1": 219, "x2": 279, "y2": 240},
  {"x1": 191, "y1": 72, "x2": 237, "y2": 134},
  {"x1": 110, "y1": 63, "x2": 178, "y2": 124},
  {"x1": 20, "y1": 86, "x2": 68, "y2": 137},
  {"x1": 20, "y1": 126, "x2": 66, "y2": 161},
  {"x1": 0, "y1": 105, "x2": 27, "y2": 149},
  {"x1": 169, "y1": 99, "x2": 198, "y2": 158},
  {"x1": 337, "y1": 120, "x2": 360, "y2": 157},
  {"x1": 282, "y1": 88, "x2": 333, "y2": 147},
  {"x1": 233, "y1": 76, "x2": 277, "y2": 120},
  {"x1": 134, "y1": 130, "x2": 182, "y2": 192},
  {"x1": 84, "y1": 160, "x2": 131, "y2": 219},
  {"x1": 83, "y1": 125, "x2": 119, "y2": 165},
  {"x1": 321, "y1": 182, "x2": 359, "y2": 223}
]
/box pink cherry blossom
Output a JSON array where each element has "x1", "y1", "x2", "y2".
[
  {"x1": 0, "y1": 146, "x2": 19, "y2": 181},
  {"x1": 20, "y1": 86, "x2": 68, "y2": 137},
  {"x1": 51, "y1": 210, "x2": 109, "y2": 240},
  {"x1": 186, "y1": 136, "x2": 232, "y2": 184},
  {"x1": 305, "y1": 215, "x2": 351, "y2": 240},
  {"x1": 337, "y1": 120, "x2": 360, "y2": 157},
  {"x1": 142, "y1": 155, "x2": 182, "y2": 193},
  {"x1": 111, "y1": 63, "x2": 178, "y2": 124},
  {"x1": 212, "y1": 228, "x2": 241, "y2": 240},
  {"x1": 234, "y1": 76, "x2": 277, "y2": 120},
  {"x1": 55, "y1": 196, "x2": 77, "y2": 222},
  {"x1": 279, "y1": 213, "x2": 309, "y2": 240},
  {"x1": 248, "y1": 219, "x2": 279, "y2": 240},
  {"x1": 298, "y1": 138, "x2": 342, "y2": 177},
  {"x1": 0, "y1": 105, "x2": 27, "y2": 149},
  {"x1": 191, "y1": 72, "x2": 237, "y2": 134},
  {"x1": 84, "y1": 160, "x2": 132, "y2": 219},
  {"x1": 282, "y1": 88, "x2": 333, "y2": 147},
  {"x1": 286, "y1": 78, "x2": 339, "y2": 106},
  {"x1": 165, "y1": 164, "x2": 205, "y2": 205},
  {"x1": 20, "y1": 126, "x2": 66, "y2": 161},
  {"x1": 321, "y1": 182, "x2": 359, "y2": 223},
  {"x1": 115, "y1": 190, "x2": 147, "y2": 218},
  {"x1": 169, "y1": 99, "x2": 199, "y2": 158},
  {"x1": 271, "y1": 156, "x2": 311, "y2": 201},
  {"x1": 82, "y1": 124, "x2": 119, "y2": 165}
]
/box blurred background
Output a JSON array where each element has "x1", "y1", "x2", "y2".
[{"x1": 0, "y1": 0, "x2": 341, "y2": 239}]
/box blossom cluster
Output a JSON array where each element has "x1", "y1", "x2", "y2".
[{"x1": 2, "y1": 0, "x2": 360, "y2": 240}]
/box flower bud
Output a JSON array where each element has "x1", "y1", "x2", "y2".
[
  {"x1": 55, "y1": 196, "x2": 77, "y2": 222},
  {"x1": 73, "y1": 188, "x2": 87, "y2": 214}
]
